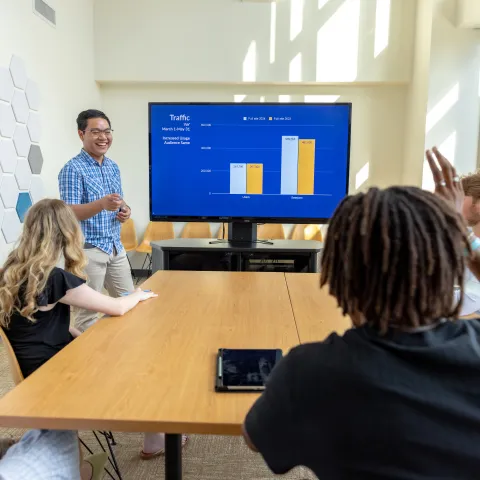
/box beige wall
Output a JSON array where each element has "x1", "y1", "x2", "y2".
[{"x1": 94, "y1": 0, "x2": 416, "y2": 84}]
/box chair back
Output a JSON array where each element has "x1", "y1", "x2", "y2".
[
  {"x1": 120, "y1": 219, "x2": 138, "y2": 251},
  {"x1": 216, "y1": 223, "x2": 228, "y2": 239},
  {"x1": 0, "y1": 327, "x2": 24, "y2": 385},
  {"x1": 181, "y1": 222, "x2": 212, "y2": 239},
  {"x1": 291, "y1": 224, "x2": 323, "y2": 241},
  {"x1": 257, "y1": 224, "x2": 286, "y2": 240},
  {"x1": 136, "y1": 221, "x2": 175, "y2": 254}
]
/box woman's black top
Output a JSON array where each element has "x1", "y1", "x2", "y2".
[{"x1": 4, "y1": 267, "x2": 85, "y2": 377}]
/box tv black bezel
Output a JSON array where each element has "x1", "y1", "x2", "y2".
[{"x1": 148, "y1": 102, "x2": 352, "y2": 224}]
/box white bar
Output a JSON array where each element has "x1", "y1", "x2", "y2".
[
  {"x1": 281, "y1": 136, "x2": 299, "y2": 194},
  {"x1": 230, "y1": 163, "x2": 247, "y2": 194}
]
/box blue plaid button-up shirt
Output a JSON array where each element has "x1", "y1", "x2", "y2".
[{"x1": 58, "y1": 150, "x2": 124, "y2": 255}]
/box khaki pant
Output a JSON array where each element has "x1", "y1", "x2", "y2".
[{"x1": 75, "y1": 247, "x2": 134, "y2": 332}]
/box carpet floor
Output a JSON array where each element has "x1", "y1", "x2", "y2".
[{"x1": 0, "y1": 345, "x2": 317, "y2": 480}]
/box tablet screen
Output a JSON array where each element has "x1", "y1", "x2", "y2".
[{"x1": 221, "y1": 349, "x2": 280, "y2": 387}]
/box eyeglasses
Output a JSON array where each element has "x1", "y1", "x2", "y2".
[{"x1": 84, "y1": 129, "x2": 114, "y2": 138}]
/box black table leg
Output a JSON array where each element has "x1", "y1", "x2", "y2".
[{"x1": 165, "y1": 434, "x2": 182, "y2": 480}]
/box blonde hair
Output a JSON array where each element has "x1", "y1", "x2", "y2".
[{"x1": 0, "y1": 199, "x2": 87, "y2": 328}]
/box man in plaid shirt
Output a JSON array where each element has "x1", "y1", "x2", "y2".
[{"x1": 58, "y1": 109, "x2": 134, "y2": 332}]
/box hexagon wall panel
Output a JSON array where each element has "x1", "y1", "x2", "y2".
[
  {"x1": 15, "y1": 158, "x2": 32, "y2": 190},
  {"x1": 0, "y1": 138, "x2": 18, "y2": 173},
  {"x1": 11, "y1": 90, "x2": 29, "y2": 124},
  {"x1": 16, "y1": 192, "x2": 32, "y2": 223},
  {"x1": 27, "y1": 112, "x2": 41, "y2": 143},
  {"x1": 0, "y1": 67, "x2": 14, "y2": 102},
  {"x1": 2, "y1": 210, "x2": 22, "y2": 244},
  {"x1": 13, "y1": 125, "x2": 30, "y2": 157},
  {"x1": 28, "y1": 145, "x2": 43, "y2": 174},
  {"x1": 25, "y1": 80, "x2": 40, "y2": 111},
  {"x1": 0, "y1": 174, "x2": 19, "y2": 208},
  {"x1": 0, "y1": 197, "x2": 4, "y2": 229},
  {"x1": 9, "y1": 56, "x2": 27, "y2": 90},
  {"x1": 29, "y1": 175, "x2": 45, "y2": 204},
  {"x1": 0, "y1": 56, "x2": 43, "y2": 247},
  {"x1": 0, "y1": 103, "x2": 16, "y2": 138}
]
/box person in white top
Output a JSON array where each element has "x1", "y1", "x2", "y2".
[{"x1": 457, "y1": 172, "x2": 480, "y2": 316}]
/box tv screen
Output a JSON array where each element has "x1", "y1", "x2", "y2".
[{"x1": 149, "y1": 103, "x2": 351, "y2": 223}]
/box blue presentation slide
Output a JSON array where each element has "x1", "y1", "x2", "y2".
[{"x1": 149, "y1": 103, "x2": 351, "y2": 220}]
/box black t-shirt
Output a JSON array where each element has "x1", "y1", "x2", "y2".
[
  {"x1": 245, "y1": 321, "x2": 480, "y2": 480},
  {"x1": 5, "y1": 268, "x2": 85, "y2": 378}
]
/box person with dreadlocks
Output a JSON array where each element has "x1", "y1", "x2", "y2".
[{"x1": 241, "y1": 147, "x2": 480, "y2": 480}]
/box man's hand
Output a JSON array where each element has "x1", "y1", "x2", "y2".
[
  {"x1": 425, "y1": 146, "x2": 464, "y2": 215},
  {"x1": 116, "y1": 204, "x2": 131, "y2": 223},
  {"x1": 101, "y1": 193, "x2": 123, "y2": 212}
]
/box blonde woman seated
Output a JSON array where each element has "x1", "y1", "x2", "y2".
[{"x1": 0, "y1": 199, "x2": 175, "y2": 467}]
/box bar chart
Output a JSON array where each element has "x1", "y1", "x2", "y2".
[
  {"x1": 230, "y1": 163, "x2": 263, "y2": 194},
  {"x1": 229, "y1": 136, "x2": 316, "y2": 195}
]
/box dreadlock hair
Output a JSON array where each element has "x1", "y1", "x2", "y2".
[{"x1": 320, "y1": 186, "x2": 470, "y2": 333}]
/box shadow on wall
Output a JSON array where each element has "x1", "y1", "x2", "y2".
[
  {"x1": 422, "y1": 0, "x2": 480, "y2": 190},
  {"x1": 0, "y1": 55, "x2": 45, "y2": 253},
  {"x1": 233, "y1": 0, "x2": 406, "y2": 193}
]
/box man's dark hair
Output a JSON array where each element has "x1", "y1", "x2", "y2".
[
  {"x1": 320, "y1": 186, "x2": 469, "y2": 332},
  {"x1": 76, "y1": 109, "x2": 111, "y2": 131},
  {"x1": 462, "y1": 173, "x2": 480, "y2": 203}
]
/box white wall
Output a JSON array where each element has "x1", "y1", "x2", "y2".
[
  {"x1": 402, "y1": 0, "x2": 434, "y2": 185},
  {"x1": 423, "y1": 0, "x2": 480, "y2": 188},
  {"x1": 0, "y1": 0, "x2": 101, "y2": 261},
  {"x1": 94, "y1": 0, "x2": 416, "y2": 84},
  {"x1": 101, "y1": 82, "x2": 407, "y2": 267}
]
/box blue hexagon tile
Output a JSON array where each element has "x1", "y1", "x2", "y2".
[{"x1": 16, "y1": 192, "x2": 32, "y2": 223}]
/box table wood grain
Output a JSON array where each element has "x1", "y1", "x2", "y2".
[
  {"x1": 285, "y1": 273, "x2": 351, "y2": 343},
  {"x1": 0, "y1": 271, "x2": 299, "y2": 435}
]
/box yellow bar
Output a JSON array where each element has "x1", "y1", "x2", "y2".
[
  {"x1": 246, "y1": 164, "x2": 263, "y2": 194},
  {"x1": 297, "y1": 139, "x2": 315, "y2": 194}
]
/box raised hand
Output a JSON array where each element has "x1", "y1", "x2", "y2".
[{"x1": 425, "y1": 147, "x2": 464, "y2": 215}]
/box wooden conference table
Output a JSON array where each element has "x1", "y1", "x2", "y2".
[{"x1": 0, "y1": 271, "x2": 349, "y2": 480}]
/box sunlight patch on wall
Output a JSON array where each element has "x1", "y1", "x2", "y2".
[
  {"x1": 234, "y1": 95, "x2": 247, "y2": 103},
  {"x1": 279, "y1": 95, "x2": 291, "y2": 103},
  {"x1": 290, "y1": 0, "x2": 304, "y2": 42},
  {"x1": 260, "y1": 96, "x2": 265, "y2": 103},
  {"x1": 270, "y1": 2, "x2": 277, "y2": 64},
  {"x1": 243, "y1": 41, "x2": 257, "y2": 82},
  {"x1": 355, "y1": 162, "x2": 370, "y2": 190},
  {"x1": 289, "y1": 53, "x2": 302, "y2": 82},
  {"x1": 304, "y1": 95, "x2": 340, "y2": 103},
  {"x1": 318, "y1": 0, "x2": 329, "y2": 9},
  {"x1": 374, "y1": 0, "x2": 391, "y2": 58},
  {"x1": 425, "y1": 83, "x2": 459, "y2": 133},
  {"x1": 316, "y1": 0, "x2": 360, "y2": 82}
]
